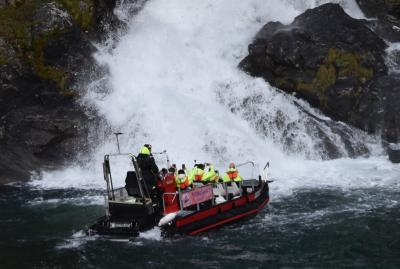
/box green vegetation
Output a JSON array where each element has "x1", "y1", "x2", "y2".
[
  {"x1": 31, "y1": 33, "x2": 69, "y2": 91},
  {"x1": 275, "y1": 77, "x2": 294, "y2": 89},
  {"x1": 0, "y1": 1, "x2": 37, "y2": 53},
  {"x1": 327, "y1": 48, "x2": 373, "y2": 82},
  {"x1": 0, "y1": 0, "x2": 94, "y2": 94},
  {"x1": 56, "y1": 0, "x2": 94, "y2": 30},
  {"x1": 0, "y1": 53, "x2": 7, "y2": 64},
  {"x1": 296, "y1": 48, "x2": 374, "y2": 108},
  {"x1": 386, "y1": 0, "x2": 400, "y2": 6}
]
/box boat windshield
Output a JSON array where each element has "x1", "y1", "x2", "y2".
[{"x1": 105, "y1": 154, "x2": 137, "y2": 188}]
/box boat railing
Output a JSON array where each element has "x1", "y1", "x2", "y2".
[
  {"x1": 211, "y1": 182, "x2": 242, "y2": 201},
  {"x1": 162, "y1": 179, "x2": 261, "y2": 214},
  {"x1": 236, "y1": 161, "x2": 256, "y2": 181}
]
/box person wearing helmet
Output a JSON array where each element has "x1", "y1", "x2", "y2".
[
  {"x1": 223, "y1": 162, "x2": 243, "y2": 183},
  {"x1": 137, "y1": 144, "x2": 159, "y2": 197}
]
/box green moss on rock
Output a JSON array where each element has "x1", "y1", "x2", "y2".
[
  {"x1": 0, "y1": 2, "x2": 38, "y2": 51},
  {"x1": 0, "y1": 0, "x2": 96, "y2": 93},
  {"x1": 0, "y1": 53, "x2": 7, "y2": 64},
  {"x1": 31, "y1": 33, "x2": 68, "y2": 90},
  {"x1": 327, "y1": 48, "x2": 373, "y2": 82},
  {"x1": 385, "y1": 0, "x2": 400, "y2": 6},
  {"x1": 275, "y1": 77, "x2": 295, "y2": 89},
  {"x1": 296, "y1": 48, "x2": 374, "y2": 108},
  {"x1": 56, "y1": 0, "x2": 94, "y2": 29}
]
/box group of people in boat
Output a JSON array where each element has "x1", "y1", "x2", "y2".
[{"x1": 134, "y1": 144, "x2": 243, "y2": 196}]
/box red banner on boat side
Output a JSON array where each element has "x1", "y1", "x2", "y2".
[{"x1": 181, "y1": 185, "x2": 214, "y2": 208}]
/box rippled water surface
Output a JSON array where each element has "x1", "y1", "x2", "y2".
[
  {"x1": 2, "y1": 180, "x2": 399, "y2": 269},
  {"x1": 3, "y1": 0, "x2": 400, "y2": 268}
]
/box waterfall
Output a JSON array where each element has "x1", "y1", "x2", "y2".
[{"x1": 31, "y1": 0, "x2": 392, "y2": 191}]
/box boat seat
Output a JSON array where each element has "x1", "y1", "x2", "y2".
[
  {"x1": 213, "y1": 183, "x2": 226, "y2": 196},
  {"x1": 125, "y1": 171, "x2": 142, "y2": 197},
  {"x1": 241, "y1": 179, "x2": 259, "y2": 187},
  {"x1": 241, "y1": 179, "x2": 259, "y2": 193},
  {"x1": 227, "y1": 182, "x2": 241, "y2": 196}
]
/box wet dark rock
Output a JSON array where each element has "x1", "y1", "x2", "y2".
[
  {"x1": 388, "y1": 144, "x2": 400, "y2": 163},
  {"x1": 355, "y1": 75, "x2": 400, "y2": 142},
  {"x1": 0, "y1": 0, "x2": 122, "y2": 183},
  {"x1": 240, "y1": 3, "x2": 400, "y2": 147},
  {"x1": 216, "y1": 87, "x2": 370, "y2": 160},
  {"x1": 32, "y1": 3, "x2": 73, "y2": 36},
  {"x1": 355, "y1": 0, "x2": 400, "y2": 42},
  {"x1": 355, "y1": 0, "x2": 400, "y2": 19}
]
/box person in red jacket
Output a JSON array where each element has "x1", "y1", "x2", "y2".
[{"x1": 160, "y1": 168, "x2": 180, "y2": 214}]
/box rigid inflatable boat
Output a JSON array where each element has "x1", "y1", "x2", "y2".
[{"x1": 88, "y1": 152, "x2": 271, "y2": 238}]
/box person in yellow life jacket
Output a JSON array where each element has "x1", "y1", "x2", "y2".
[
  {"x1": 188, "y1": 163, "x2": 205, "y2": 183},
  {"x1": 223, "y1": 162, "x2": 243, "y2": 183},
  {"x1": 176, "y1": 169, "x2": 190, "y2": 190},
  {"x1": 203, "y1": 164, "x2": 219, "y2": 182}
]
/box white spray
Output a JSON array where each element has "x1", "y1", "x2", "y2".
[{"x1": 31, "y1": 0, "x2": 399, "y2": 197}]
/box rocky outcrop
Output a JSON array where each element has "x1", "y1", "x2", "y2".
[
  {"x1": 355, "y1": 0, "x2": 400, "y2": 42},
  {"x1": 240, "y1": 3, "x2": 400, "y2": 146},
  {"x1": 0, "y1": 0, "x2": 120, "y2": 183}
]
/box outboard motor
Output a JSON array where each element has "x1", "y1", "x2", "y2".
[{"x1": 388, "y1": 143, "x2": 400, "y2": 163}]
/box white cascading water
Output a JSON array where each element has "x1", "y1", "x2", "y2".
[{"x1": 31, "y1": 0, "x2": 400, "y2": 198}]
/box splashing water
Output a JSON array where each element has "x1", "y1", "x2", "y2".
[
  {"x1": 30, "y1": 0, "x2": 399, "y2": 198},
  {"x1": 6, "y1": 2, "x2": 400, "y2": 268}
]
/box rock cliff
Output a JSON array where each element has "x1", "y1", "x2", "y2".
[
  {"x1": 240, "y1": 3, "x2": 400, "y2": 145},
  {"x1": 0, "y1": 0, "x2": 119, "y2": 182}
]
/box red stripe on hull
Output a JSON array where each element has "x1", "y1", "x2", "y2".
[
  {"x1": 176, "y1": 207, "x2": 219, "y2": 227},
  {"x1": 188, "y1": 196, "x2": 270, "y2": 235}
]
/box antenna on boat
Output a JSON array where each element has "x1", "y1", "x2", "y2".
[
  {"x1": 114, "y1": 132, "x2": 123, "y2": 154},
  {"x1": 264, "y1": 162, "x2": 269, "y2": 170}
]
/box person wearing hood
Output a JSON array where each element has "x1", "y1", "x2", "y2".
[{"x1": 137, "y1": 144, "x2": 159, "y2": 197}]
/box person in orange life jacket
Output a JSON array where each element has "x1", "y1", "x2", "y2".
[
  {"x1": 222, "y1": 162, "x2": 243, "y2": 183},
  {"x1": 136, "y1": 144, "x2": 159, "y2": 196},
  {"x1": 211, "y1": 169, "x2": 221, "y2": 182},
  {"x1": 176, "y1": 169, "x2": 190, "y2": 190},
  {"x1": 188, "y1": 163, "x2": 218, "y2": 184},
  {"x1": 189, "y1": 163, "x2": 206, "y2": 183}
]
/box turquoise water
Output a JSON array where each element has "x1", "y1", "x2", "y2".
[{"x1": 2, "y1": 184, "x2": 399, "y2": 268}]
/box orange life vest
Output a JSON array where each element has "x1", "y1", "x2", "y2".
[
  {"x1": 194, "y1": 174, "x2": 203, "y2": 181},
  {"x1": 178, "y1": 176, "x2": 190, "y2": 190},
  {"x1": 227, "y1": 170, "x2": 238, "y2": 180}
]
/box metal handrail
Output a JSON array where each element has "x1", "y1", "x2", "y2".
[
  {"x1": 236, "y1": 161, "x2": 255, "y2": 168},
  {"x1": 236, "y1": 161, "x2": 255, "y2": 180}
]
